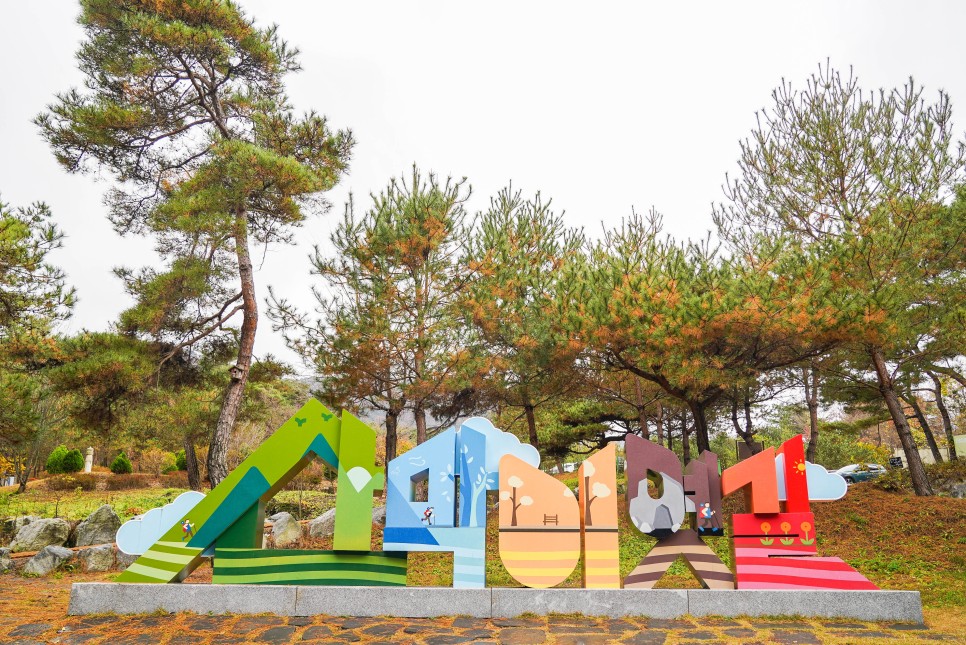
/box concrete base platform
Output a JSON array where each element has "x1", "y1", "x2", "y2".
[{"x1": 68, "y1": 584, "x2": 923, "y2": 623}]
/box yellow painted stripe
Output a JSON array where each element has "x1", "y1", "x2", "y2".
[
  {"x1": 584, "y1": 550, "x2": 619, "y2": 559},
  {"x1": 505, "y1": 567, "x2": 577, "y2": 576},
  {"x1": 499, "y1": 551, "x2": 580, "y2": 560},
  {"x1": 585, "y1": 567, "x2": 619, "y2": 576},
  {"x1": 125, "y1": 561, "x2": 181, "y2": 580},
  {"x1": 585, "y1": 582, "x2": 621, "y2": 588}
]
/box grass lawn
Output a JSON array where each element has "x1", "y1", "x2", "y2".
[{"x1": 3, "y1": 475, "x2": 963, "y2": 610}]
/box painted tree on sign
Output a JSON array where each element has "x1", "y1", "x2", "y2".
[{"x1": 36, "y1": 0, "x2": 353, "y2": 486}]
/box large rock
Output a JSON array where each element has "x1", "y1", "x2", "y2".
[
  {"x1": 78, "y1": 544, "x2": 115, "y2": 572},
  {"x1": 308, "y1": 508, "x2": 336, "y2": 538},
  {"x1": 9, "y1": 518, "x2": 70, "y2": 552},
  {"x1": 114, "y1": 547, "x2": 138, "y2": 571},
  {"x1": 271, "y1": 512, "x2": 302, "y2": 547},
  {"x1": 372, "y1": 506, "x2": 386, "y2": 526},
  {"x1": 74, "y1": 505, "x2": 121, "y2": 547},
  {"x1": 23, "y1": 545, "x2": 74, "y2": 576},
  {"x1": 0, "y1": 547, "x2": 12, "y2": 573},
  {"x1": 2, "y1": 515, "x2": 39, "y2": 537}
]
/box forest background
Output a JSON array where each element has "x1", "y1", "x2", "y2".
[{"x1": 1, "y1": 1, "x2": 964, "y2": 501}]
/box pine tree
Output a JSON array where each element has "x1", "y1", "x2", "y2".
[
  {"x1": 462, "y1": 187, "x2": 585, "y2": 448},
  {"x1": 714, "y1": 64, "x2": 966, "y2": 495},
  {"x1": 269, "y1": 168, "x2": 471, "y2": 461},
  {"x1": 36, "y1": 0, "x2": 353, "y2": 486}
]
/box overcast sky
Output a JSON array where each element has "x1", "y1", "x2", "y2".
[{"x1": 2, "y1": 1, "x2": 965, "y2": 372}]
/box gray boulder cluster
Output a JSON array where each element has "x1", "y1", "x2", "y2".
[
  {"x1": 3, "y1": 503, "x2": 391, "y2": 575},
  {"x1": 3, "y1": 504, "x2": 127, "y2": 576},
  {"x1": 271, "y1": 505, "x2": 386, "y2": 544}
]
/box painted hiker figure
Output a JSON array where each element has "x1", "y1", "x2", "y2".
[
  {"x1": 181, "y1": 518, "x2": 195, "y2": 541},
  {"x1": 698, "y1": 502, "x2": 715, "y2": 533},
  {"x1": 421, "y1": 506, "x2": 435, "y2": 526}
]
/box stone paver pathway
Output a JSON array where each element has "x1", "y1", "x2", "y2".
[
  {"x1": 1, "y1": 613, "x2": 962, "y2": 645},
  {"x1": 0, "y1": 576, "x2": 961, "y2": 644}
]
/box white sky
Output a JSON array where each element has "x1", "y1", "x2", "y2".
[{"x1": 2, "y1": 1, "x2": 965, "y2": 372}]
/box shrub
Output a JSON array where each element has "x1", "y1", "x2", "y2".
[
  {"x1": 873, "y1": 460, "x2": 966, "y2": 494},
  {"x1": 70, "y1": 473, "x2": 102, "y2": 491},
  {"x1": 161, "y1": 471, "x2": 189, "y2": 489},
  {"x1": 175, "y1": 449, "x2": 187, "y2": 471},
  {"x1": 47, "y1": 473, "x2": 101, "y2": 491},
  {"x1": 110, "y1": 452, "x2": 133, "y2": 475},
  {"x1": 46, "y1": 445, "x2": 69, "y2": 474},
  {"x1": 46, "y1": 474, "x2": 78, "y2": 491},
  {"x1": 140, "y1": 448, "x2": 175, "y2": 476},
  {"x1": 62, "y1": 448, "x2": 85, "y2": 473},
  {"x1": 105, "y1": 473, "x2": 153, "y2": 490}
]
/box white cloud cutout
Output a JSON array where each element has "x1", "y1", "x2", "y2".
[
  {"x1": 459, "y1": 416, "x2": 541, "y2": 471},
  {"x1": 115, "y1": 490, "x2": 205, "y2": 555},
  {"x1": 775, "y1": 453, "x2": 848, "y2": 502}
]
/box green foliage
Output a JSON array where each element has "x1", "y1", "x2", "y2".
[
  {"x1": 462, "y1": 186, "x2": 586, "y2": 446},
  {"x1": 0, "y1": 197, "x2": 75, "y2": 340},
  {"x1": 45, "y1": 444, "x2": 69, "y2": 474},
  {"x1": 175, "y1": 449, "x2": 187, "y2": 471},
  {"x1": 110, "y1": 452, "x2": 133, "y2": 475},
  {"x1": 62, "y1": 448, "x2": 85, "y2": 473},
  {"x1": 269, "y1": 167, "x2": 473, "y2": 458},
  {"x1": 875, "y1": 460, "x2": 966, "y2": 495},
  {"x1": 36, "y1": 0, "x2": 353, "y2": 487}
]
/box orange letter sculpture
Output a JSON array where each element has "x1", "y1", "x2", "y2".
[
  {"x1": 498, "y1": 454, "x2": 581, "y2": 588},
  {"x1": 578, "y1": 444, "x2": 620, "y2": 588}
]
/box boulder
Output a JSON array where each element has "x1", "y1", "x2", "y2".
[
  {"x1": 372, "y1": 505, "x2": 386, "y2": 526},
  {"x1": 267, "y1": 512, "x2": 287, "y2": 522},
  {"x1": 9, "y1": 518, "x2": 70, "y2": 552},
  {"x1": 0, "y1": 547, "x2": 12, "y2": 573},
  {"x1": 23, "y1": 545, "x2": 75, "y2": 576},
  {"x1": 951, "y1": 482, "x2": 966, "y2": 499},
  {"x1": 74, "y1": 505, "x2": 121, "y2": 547},
  {"x1": 2, "y1": 515, "x2": 39, "y2": 537},
  {"x1": 78, "y1": 544, "x2": 115, "y2": 572},
  {"x1": 271, "y1": 512, "x2": 302, "y2": 547},
  {"x1": 308, "y1": 508, "x2": 336, "y2": 538},
  {"x1": 114, "y1": 547, "x2": 138, "y2": 570}
]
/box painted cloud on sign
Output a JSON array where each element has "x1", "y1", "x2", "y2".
[
  {"x1": 459, "y1": 417, "x2": 541, "y2": 471},
  {"x1": 115, "y1": 490, "x2": 206, "y2": 555},
  {"x1": 775, "y1": 453, "x2": 848, "y2": 502}
]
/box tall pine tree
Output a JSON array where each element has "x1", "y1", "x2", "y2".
[{"x1": 37, "y1": 0, "x2": 353, "y2": 485}]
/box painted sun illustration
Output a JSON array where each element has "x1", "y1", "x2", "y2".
[{"x1": 794, "y1": 459, "x2": 806, "y2": 475}]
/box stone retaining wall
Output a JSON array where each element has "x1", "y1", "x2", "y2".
[{"x1": 68, "y1": 583, "x2": 923, "y2": 623}]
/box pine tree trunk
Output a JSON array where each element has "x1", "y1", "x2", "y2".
[
  {"x1": 385, "y1": 406, "x2": 400, "y2": 466},
  {"x1": 208, "y1": 211, "x2": 257, "y2": 487},
  {"x1": 908, "y1": 397, "x2": 943, "y2": 463},
  {"x1": 686, "y1": 400, "x2": 711, "y2": 454},
  {"x1": 732, "y1": 397, "x2": 760, "y2": 454},
  {"x1": 414, "y1": 404, "x2": 427, "y2": 445},
  {"x1": 16, "y1": 454, "x2": 27, "y2": 493},
  {"x1": 524, "y1": 403, "x2": 539, "y2": 447},
  {"x1": 870, "y1": 347, "x2": 933, "y2": 496},
  {"x1": 929, "y1": 372, "x2": 959, "y2": 461},
  {"x1": 655, "y1": 401, "x2": 664, "y2": 445},
  {"x1": 805, "y1": 365, "x2": 820, "y2": 463},
  {"x1": 183, "y1": 435, "x2": 202, "y2": 491},
  {"x1": 681, "y1": 410, "x2": 691, "y2": 464},
  {"x1": 633, "y1": 376, "x2": 649, "y2": 439}
]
